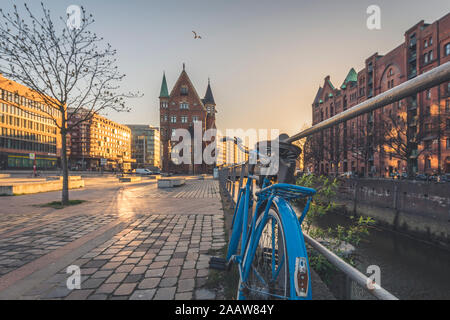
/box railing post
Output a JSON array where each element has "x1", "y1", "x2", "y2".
[{"x1": 231, "y1": 166, "x2": 237, "y2": 201}]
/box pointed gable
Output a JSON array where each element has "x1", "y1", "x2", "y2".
[
  {"x1": 313, "y1": 86, "x2": 323, "y2": 105},
  {"x1": 159, "y1": 73, "x2": 169, "y2": 98},
  {"x1": 321, "y1": 76, "x2": 335, "y2": 100},
  {"x1": 169, "y1": 68, "x2": 205, "y2": 110},
  {"x1": 340, "y1": 68, "x2": 357, "y2": 89},
  {"x1": 202, "y1": 79, "x2": 215, "y2": 105}
]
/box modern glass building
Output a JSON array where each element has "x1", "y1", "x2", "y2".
[
  {"x1": 126, "y1": 125, "x2": 161, "y2": 170},
  {"x1": 0, "y1": 74, "x2": 62, "y2": 170}
]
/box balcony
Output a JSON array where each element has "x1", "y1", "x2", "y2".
[{"x1": 408, "y1": 53, "x2": 417, "y2": 63}]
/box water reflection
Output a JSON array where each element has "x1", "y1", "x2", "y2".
[{"x1": 314, "y1": 212, "x2": 450, "y2": 300}]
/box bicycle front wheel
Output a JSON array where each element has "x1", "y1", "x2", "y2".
[{"x1": 240, "y1": 200, "x2": 311, "y2": 300}]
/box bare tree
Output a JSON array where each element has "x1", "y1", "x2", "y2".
[
  {"x1": 347, "y1": 114, "x2": 380, "y2": 177},
  {"x1": 303, "y1": 133, "x2": 323, "y2": 174},
  {"x1": 321, "y1": 124, "x2": 347, "y2": 176},
  {"x1": 0, "y1": 3, "x2": 139, "y2": 204},
  {"x1": 376, "y1": 109, "x2": 440, "y2": 176}
]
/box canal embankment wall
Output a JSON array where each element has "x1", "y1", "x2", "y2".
[{"x1": 336, "y1": 179, "x2": 450, "y2": 249}]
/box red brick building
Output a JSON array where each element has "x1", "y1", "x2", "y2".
[
  {"x1": 159, "y1": 65, "x2": 217, "y2": 174},
  {"x1": 309, "y1": 13, "x2": 450, "y2": 177}
]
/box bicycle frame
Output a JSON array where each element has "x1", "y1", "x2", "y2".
[{"x1": 223, "y1": 137, "x2": 315, "y2": 300}]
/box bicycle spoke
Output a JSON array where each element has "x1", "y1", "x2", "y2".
[{"x1": 245, "y1": 209, "x2": 288, "y2": 300}]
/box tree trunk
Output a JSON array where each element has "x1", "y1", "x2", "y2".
[{"x1": 61, "y1": 124, "x2": 69, "y2": 205}]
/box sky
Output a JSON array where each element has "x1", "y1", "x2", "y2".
[{"x1": 4, "y1": 0, "x2": 450, "y2": 137}]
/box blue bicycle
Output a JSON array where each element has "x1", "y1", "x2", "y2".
[{"x1": 220, "y1": 135, "x2": 316, "y2": 300}]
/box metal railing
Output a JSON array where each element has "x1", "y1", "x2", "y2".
[{"x1": 285, "y1": 61, "x2": 450, "y2": 143}]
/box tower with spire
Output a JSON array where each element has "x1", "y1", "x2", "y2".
[{"x1": 158, "y1": 64, "x2": 217, "y2": 174}]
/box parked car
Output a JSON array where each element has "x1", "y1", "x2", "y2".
[
  {"x1": 135, "y1": 168, "x2": 153, "y2": 175},
  {"x1": 414, "y1": 174, "x2": 428, "y2": 181}
]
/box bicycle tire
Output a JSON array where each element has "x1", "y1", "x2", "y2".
[{"x1": 239, "y1": 197, "x2": 311, "y2": 300}]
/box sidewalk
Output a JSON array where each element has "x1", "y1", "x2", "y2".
[{"x1": 0, "y1": 178, "x2": 225, "y2": 300}]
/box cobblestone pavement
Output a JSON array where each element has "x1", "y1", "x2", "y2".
[{"x1": 0, "y1": 177, "x2": 225, "y2": 300}]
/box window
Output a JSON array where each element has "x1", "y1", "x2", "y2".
[
  {"x1": 446, "y1": 100, "x2": 450, "y2": 112},
  {"x1": 180, "y1": 85, "x2": 188, "y2": 95},
  {"x1": 192, "y1": 116, "x2": 199, "y2": 122},
  {"x1": 181, "y1": 116, "x2": 188, "y2": 123},
  {"x1": 424, "y1": 53, "x2": 429, "y2": 64},
  {"x1": 425, "y1": 157, "x2": 431, "y2": 169},
  {"x1": 170, "y1": 116, "x2": 176, "y2": 123},
  {"x1": 446, "y1": 43, "x2": 450, "y2": 56},
  {"x1": 429, "y1": 50, "x2": 433, "y2": 61},
  {"x1": 447, "y1": 138, "x2": 450, "y2": 150},
  {"x1": 429, "y1": 37, "x2": 432, "y2": 45},
  {"x1": 160, "y1": 101, "x2": 168, "y2": 108},
  {"x1": 426, "y1": 90, "x2": 431, "y2": 100},
  {"x1": 180, "y1": 103, "x2": 189, "y2": 109},
  {"x1": 424, "y1": 39, "x2": 428, "y2": 48}
]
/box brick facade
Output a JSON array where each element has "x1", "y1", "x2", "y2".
[
  {"x1": 159, "y1": 66, "x2": 216, "y2": 174},
  {"x1": 310, "y1": 13, "x2": 450, "y2": 177}
]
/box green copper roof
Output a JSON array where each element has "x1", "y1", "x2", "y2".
[
  {"x1": 159, "y1": 73, "x2": 169, "y2": 98},
  {"x1": 327, "y1": 79, "x2": 335, "y2": 90},
  {"x1": 340, "y1": 68, "x2": 357, "y2": 89}
]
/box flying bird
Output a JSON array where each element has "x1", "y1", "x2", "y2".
[{"x1": 192, "y1": 31, "x2": 202, "y2": 39}]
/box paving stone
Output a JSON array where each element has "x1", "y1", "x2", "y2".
[
  {"x1": 91, "y1": 270, "x2": 113, "y2": 279},
  {"x1": 138, "y1": 278, "x2": 160, "y2": 289},
  {"x1": 159, "y1": 277, "x2": 178, "y2": 288},
  {"x1": 180, "y1": 269, "x2": 196, "y2": 279},
  {"x1": 164, "y1": 266, "x2": 181, "y2": 278},
  {"x1": 149, "y1": 261, "x2": 168, "y2": 269},
  {"x1": 101, "y1": 262, "x2": 121, "y2": 270},
  {"x1": 196, "y1": 277, "x2": 207, "y2": 288},
  {"x1": 130, "y1": 289, "x2": 156, "y2": 300},
  {"x1": 116, "y1": 264, "x2": 135, "y2": 273},
  {"x1": 87, "y1": 294, "x2": 108, "y2": 300},
  {"x1": 145, "y1": 268, "x2": 164, "y2": 278},
  {"x1": 177, "y1": 279, "x2": 195, "y2": 293},
  {"x1": 44, "y1": 286, "x2": 71, "y2": 299},
  {"x1": 175, "y1": 292, "x2": 193, "y2": 300},
  {"x1": 130, "y1": 266, "x2": 147, "y2": 275},
  {"x1": 65, "y1": 289, "x2": 93, "y2": 300},
  {"x1": 154, "y1": 255, "x2": 171, "y2": 262},
  {"x1": 195, "y1": 289, "x2": 216, "y2": 300},
  {"x1": 105, "y1": 273, "x2": 128, "y2": 283},
  {"x1": 114, "y1": 283, "x2": 137, "y2": 296},
  {"x1": 154, "y1": 287, "x2": 176, "y2": 300},
  {"x1": 197, "y1": 269, "x2": 209, "y2": 278},
  {"x1": 82, "y1": 260, "x2": 108, "y2": 268},
  {"x1": 168, "y1": 258, "x2": 184, "y2": 267},
  {"x1": 97, "y1": 283, "x2": 119, "y2": 294},
  {"x1": 124, "y1": 274, "x2": 142, "y2": 283},
  {"x1": 81, "y1": 278, "x2": 105, "y2": 289}
]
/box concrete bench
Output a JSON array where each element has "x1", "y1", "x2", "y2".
[
  {"x1": 119, "y1": 176, "x2": 142, "y2": 182},
  {"x1": 157, "y1": 178, "x2": 185, "y2": 188},
  {"x1": 0, "y1": 179, "x2": 85, "y2": 196}
]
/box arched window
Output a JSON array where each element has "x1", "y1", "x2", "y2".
[{"x1": 445, "y1": 43, "x2": 450, "y2": 56}]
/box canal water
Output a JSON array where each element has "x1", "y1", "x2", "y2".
[{"x1": 314, "y1": 212, "x2": 450, "y2": 300}]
